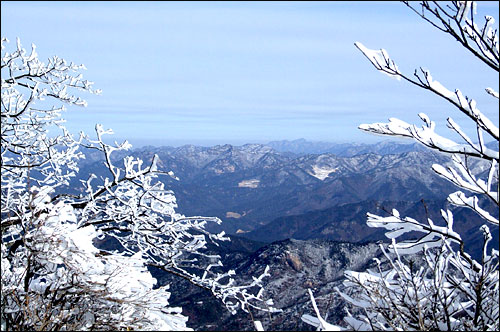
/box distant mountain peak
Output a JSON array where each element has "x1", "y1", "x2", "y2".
[{"x1": 265, "y1": 138, "x2": 423, "y2": 156}]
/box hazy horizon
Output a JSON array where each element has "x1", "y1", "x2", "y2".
[
  {"x1": 116, "y1": 135, "x2": 410, "y2": 149},
  {"x1": 113, "y1": 136, "x2": 500, "y2": 150}
]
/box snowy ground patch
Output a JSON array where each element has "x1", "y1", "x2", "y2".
[
  {"x1": 238, "y1": 179, "x2": 260, "y2": 188},
  {"x1": 226, "y1": 212, "x2": 242, "y2": 218},
  {"x1": 308, "y1": 165, "x2": 338, "y2": 180}
]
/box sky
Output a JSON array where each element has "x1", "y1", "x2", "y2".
[{"x1": 1, "y1": 1, "x2": 499, "y2": 147}]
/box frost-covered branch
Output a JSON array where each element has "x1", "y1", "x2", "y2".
[
  {"x1": 1, "y1": 38, "x2": 276, "y2": 331},
  {"x1": 359, "y1": 114, "x2": 498, "y2": 161},
  {"x1": 355, "y1": 43, "x2": 499, "y2": 142},
  {"x1": 333, "y1": 240, "x2": 499, "y2": 330},
  {"x1": 303, "y1": 1, "x2": 499, "y2": 330},
  {"x1": 403, "y1": 1, "x2": 499, "y2": 71}
]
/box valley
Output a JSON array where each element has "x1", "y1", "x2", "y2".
[
  {"x1": 50, "y1": 139, "x2": 500, "y2": 330},
  {"x1": 70, "y1": 139, "x2": 497, "y2": 254},
  {"x1": 70, "y1": 140, "x2": 462, "y2": 234}
]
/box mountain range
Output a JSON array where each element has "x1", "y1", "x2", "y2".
[
  {"x1": 266, "y1": 138, "x2": 427, "y2": 156},
  {"x1": 77, "y1": 139, "x2": 497, "y2": 330},
  {"x1": 69, "y1": 139, "x2": 496, "y2": 244}
]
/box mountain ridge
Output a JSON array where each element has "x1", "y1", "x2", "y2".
[
  {"x1": 76, "y1": 139, "x2": 498, "y2": 330},
  {"x1": 68, "y1": 140, "x2": 481, "y2": 237}
]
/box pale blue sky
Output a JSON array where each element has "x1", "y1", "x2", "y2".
[{"x1": 2, "y1": 1, "x2": 498, "y2": 147}]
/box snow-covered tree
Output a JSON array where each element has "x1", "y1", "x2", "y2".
[
  {"x1": 1, "y1": 37, "x2": 276, "y2": 331},
  {"x1": 303, "y1": 1, "x2": 498, "y2": 330}
]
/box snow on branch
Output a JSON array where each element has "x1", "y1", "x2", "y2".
[
  {"x1": 403, "y1": 1, "x2": 499, "y2": 71},
  {"x1": 365, "y1": 208, "x2": 465, "y2": 256},
  {"x1": 433, "y1": 155, "x2": 499, "y2": 205},
  {"x1": 355, "y1": 42, "x2": 499, "y2": 142},
  {"x1": 447, "y1": 191, "x2": 499, "y2": 225},
  {"x1": 1, "y1": 38, "x2": 277, "y2": 330},
  {"x1": 304, "y1": 2, "x2": 499, "y2": 330},
  {"x1": 354, "y1": 42, "x2": 401, "y2": 81},
  {"x1": 485, "y1": 87, "x2": 499, "y2": 99},
  {"x1": 301, "y1": 289, "x2": 342, "y2": 331},
  {"x1": 359, "y1": 114, "x2": 499, "y2": 161}
]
